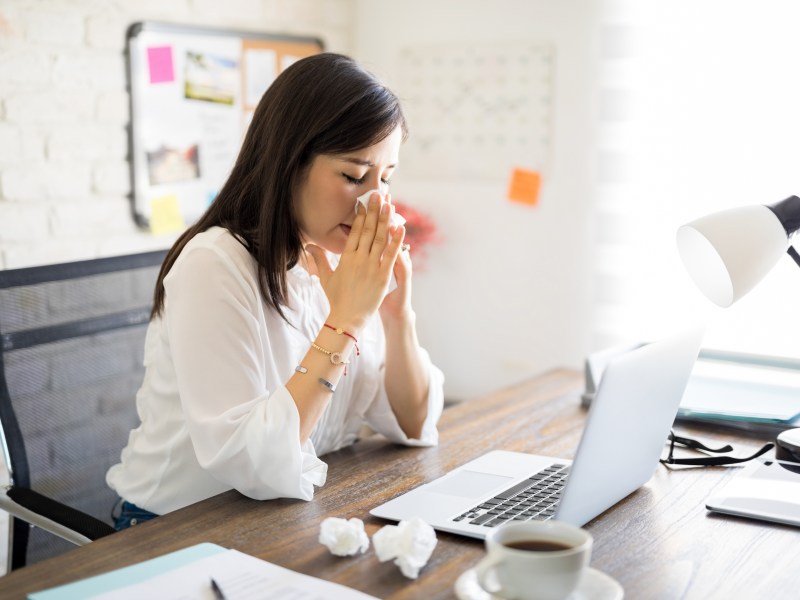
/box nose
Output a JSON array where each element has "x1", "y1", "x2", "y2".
[{"x1": 363, "y1": 175, "x2": 387, "y2": 195}]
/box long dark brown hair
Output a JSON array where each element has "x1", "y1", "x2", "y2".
[{"x1": 151, "y1": 53, "x2": 408, "y2": 322}]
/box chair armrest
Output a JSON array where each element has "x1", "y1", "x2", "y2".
[{"x1": 0, "y1": 485, "x2": 115, "y2": 545}]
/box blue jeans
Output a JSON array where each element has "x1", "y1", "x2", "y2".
[{"x1": 113, "y1": 500, "x2": 159, "y2": 530}]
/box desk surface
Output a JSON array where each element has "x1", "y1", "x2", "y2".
[{"x1": 1, "y1": 369, "x2": 798, "y2": 599}]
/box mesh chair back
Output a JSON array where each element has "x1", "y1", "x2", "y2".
[{"x1": 0, "y1": 251, "x2": 165, "y2": 566}]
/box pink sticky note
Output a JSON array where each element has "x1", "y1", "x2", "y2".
[{"x1": 147, "y1": 46, "x2": 175, "y2": 84}]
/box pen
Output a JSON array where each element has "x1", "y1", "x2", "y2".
[{"x1": 210, "y1": 577, "x2": 227, "y2": 600}]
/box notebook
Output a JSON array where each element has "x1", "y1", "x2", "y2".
[{"x1": 370, "y1": 327, "x2": 704, "y2": 539}]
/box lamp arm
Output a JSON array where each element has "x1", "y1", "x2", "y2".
[{"x1": 789, "y1": 246, "x2": 800, "y2": 270}]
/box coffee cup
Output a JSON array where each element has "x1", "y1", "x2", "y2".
[{"x1": 473, "y1": 521, "x2": 592, "y2": 600}]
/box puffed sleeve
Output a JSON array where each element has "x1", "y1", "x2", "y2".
[
  {"x1": 363, "y1": 347, "x2": 445, "y2": 447},
  {"x1": 163, "y1": 244, "x2": 327, "y2": 500}
]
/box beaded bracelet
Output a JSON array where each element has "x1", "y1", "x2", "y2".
[{"x1": 311, "y1": 342, "x2": 350, "y2": 375}]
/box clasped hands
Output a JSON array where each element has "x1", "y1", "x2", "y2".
[{"x1": 306, "y1": 193, "x2": 412, "y2": 335}]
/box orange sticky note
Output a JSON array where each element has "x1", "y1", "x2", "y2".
[{"x1": 507, "y1": 168, "x2": 541, "y2": 206}]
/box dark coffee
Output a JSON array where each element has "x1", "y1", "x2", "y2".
[{"x1": 505, "y1": 539, "x2": 573, "y2": 552}]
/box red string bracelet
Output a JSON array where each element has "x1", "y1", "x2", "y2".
[{"x1": 323, "y1": 323, "x2": 360, "y2": 356}]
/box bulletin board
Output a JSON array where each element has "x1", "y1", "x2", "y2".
[
  {"x1": 126, "y1": 22, "x2": 323, "y2": 233},
  {"x1": 396, "y1": 42, "x2": 555, "y2": 182}
]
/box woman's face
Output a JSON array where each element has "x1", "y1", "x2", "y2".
[{"x1": 295, "y1": 126, "x2": 402, "y2": 254}]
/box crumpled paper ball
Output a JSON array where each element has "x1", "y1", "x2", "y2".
[
  {"x1": 372, "y1": 517, "x2": 438, "y2": 579},
  {"x1": 319, "y1": 517, "x2": 370, "y2": 556}
]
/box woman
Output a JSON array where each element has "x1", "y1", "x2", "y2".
[{"x1": 107, "y1": 53, "x2": 444, "y2": 529}]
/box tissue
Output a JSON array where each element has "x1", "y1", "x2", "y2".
[
  {"x1": 355, "y1": 189, "x2": 407, "y2": 228},
  {"x1": 372, "y1": 517, "x2": 438, "y2": 579},
  {"x1": 319, "y1": 517, "x2": 370, "y2": 556}
]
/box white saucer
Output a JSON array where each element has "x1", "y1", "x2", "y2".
[{"x1": 454, "y1": 567, "x2": 624, "y2": 600}]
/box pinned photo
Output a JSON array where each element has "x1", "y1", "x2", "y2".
[
  {"x1": 146, "y1": 144, "x2": 201, "y2": 185},
  {"x1": 184, "y1": 51, "x2": 239, "y2": 105}
]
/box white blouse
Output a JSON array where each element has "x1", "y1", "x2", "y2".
[{"x1": 107, "y1": 227, "x2": 444, "y2": 515}]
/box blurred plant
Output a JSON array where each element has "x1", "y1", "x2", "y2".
[{"x1": 392, "y1": 199, "x2": 441, "y2": 270}]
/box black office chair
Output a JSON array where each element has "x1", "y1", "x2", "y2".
[{"x1": 0, "y1": 250, "x2": 166, "y2": 571}]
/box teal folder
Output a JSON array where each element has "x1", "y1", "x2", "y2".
[{"x1": 29, "y1": 543, "x2": 227, "y2": 600}]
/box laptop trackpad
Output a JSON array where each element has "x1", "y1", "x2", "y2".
[{"x1": 427, "y1": 470, "x2": 514, "y2": 498}]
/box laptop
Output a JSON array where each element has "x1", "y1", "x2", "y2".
[{"x1": 370, "y1": 327, "x2": 704, "y2": 539}]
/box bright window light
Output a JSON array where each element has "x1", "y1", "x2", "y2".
[{"x1": 593, "y1": 0, "x2": 800, "y2": 358}]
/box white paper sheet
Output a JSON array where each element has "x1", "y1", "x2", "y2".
[{"x1": 89, "y1": 549, "x2": 378, "y2": 600}]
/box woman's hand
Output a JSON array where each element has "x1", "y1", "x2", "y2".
[
  {"x1": 376, "y1": 196, "x2": 428, "y2": 439},
  {"x1": 306, "y1": 193, "x2": 404, "y2": 334},
  {"x1": 379, "y1": 234, "x2": 412, "y2": 324}
]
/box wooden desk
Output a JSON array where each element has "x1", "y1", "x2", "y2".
[{"x1": 1, "y1": 369, "x2": 798, "y2": 598}]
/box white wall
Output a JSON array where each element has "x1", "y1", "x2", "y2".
[
  {"x1": 0, "y1": 0, "x2": 355, "y2": 269},
  {"x1": 352, "y1": 0, "x2": 599, "y2": 399}
]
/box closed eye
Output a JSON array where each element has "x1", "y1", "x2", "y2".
[
  {"x1": 343, "y1": 174, "x2": 392, "y2": 186},
  {"x1": 343, "y1": 174, "x2": 365, "y2": 185}
]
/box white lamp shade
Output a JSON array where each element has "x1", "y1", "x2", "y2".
[{"x1": 676, "y1": 205, "x2": 789, "y2": 307}]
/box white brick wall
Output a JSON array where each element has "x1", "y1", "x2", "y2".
[
  {"x1": 0, "y1": 0, "x2": 355, "y2": 270},
  {"x1": 0, "y1": 124, "x2": 22, "y2": 162},
  {"x1": 25, "y1": 9, "x2": 85, "y2": 46}
]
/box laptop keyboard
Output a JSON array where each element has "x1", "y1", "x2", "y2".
[{"x1": 452, "y1": 463, "x2": 570, "y2": 527}]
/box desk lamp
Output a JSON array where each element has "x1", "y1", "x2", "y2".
[
  {"x1": 676, "y1": 195, "x2": 800, "y2": 308},
  {"x1": 676, "y1": 195, "x2": 800, "y2": 461}
]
